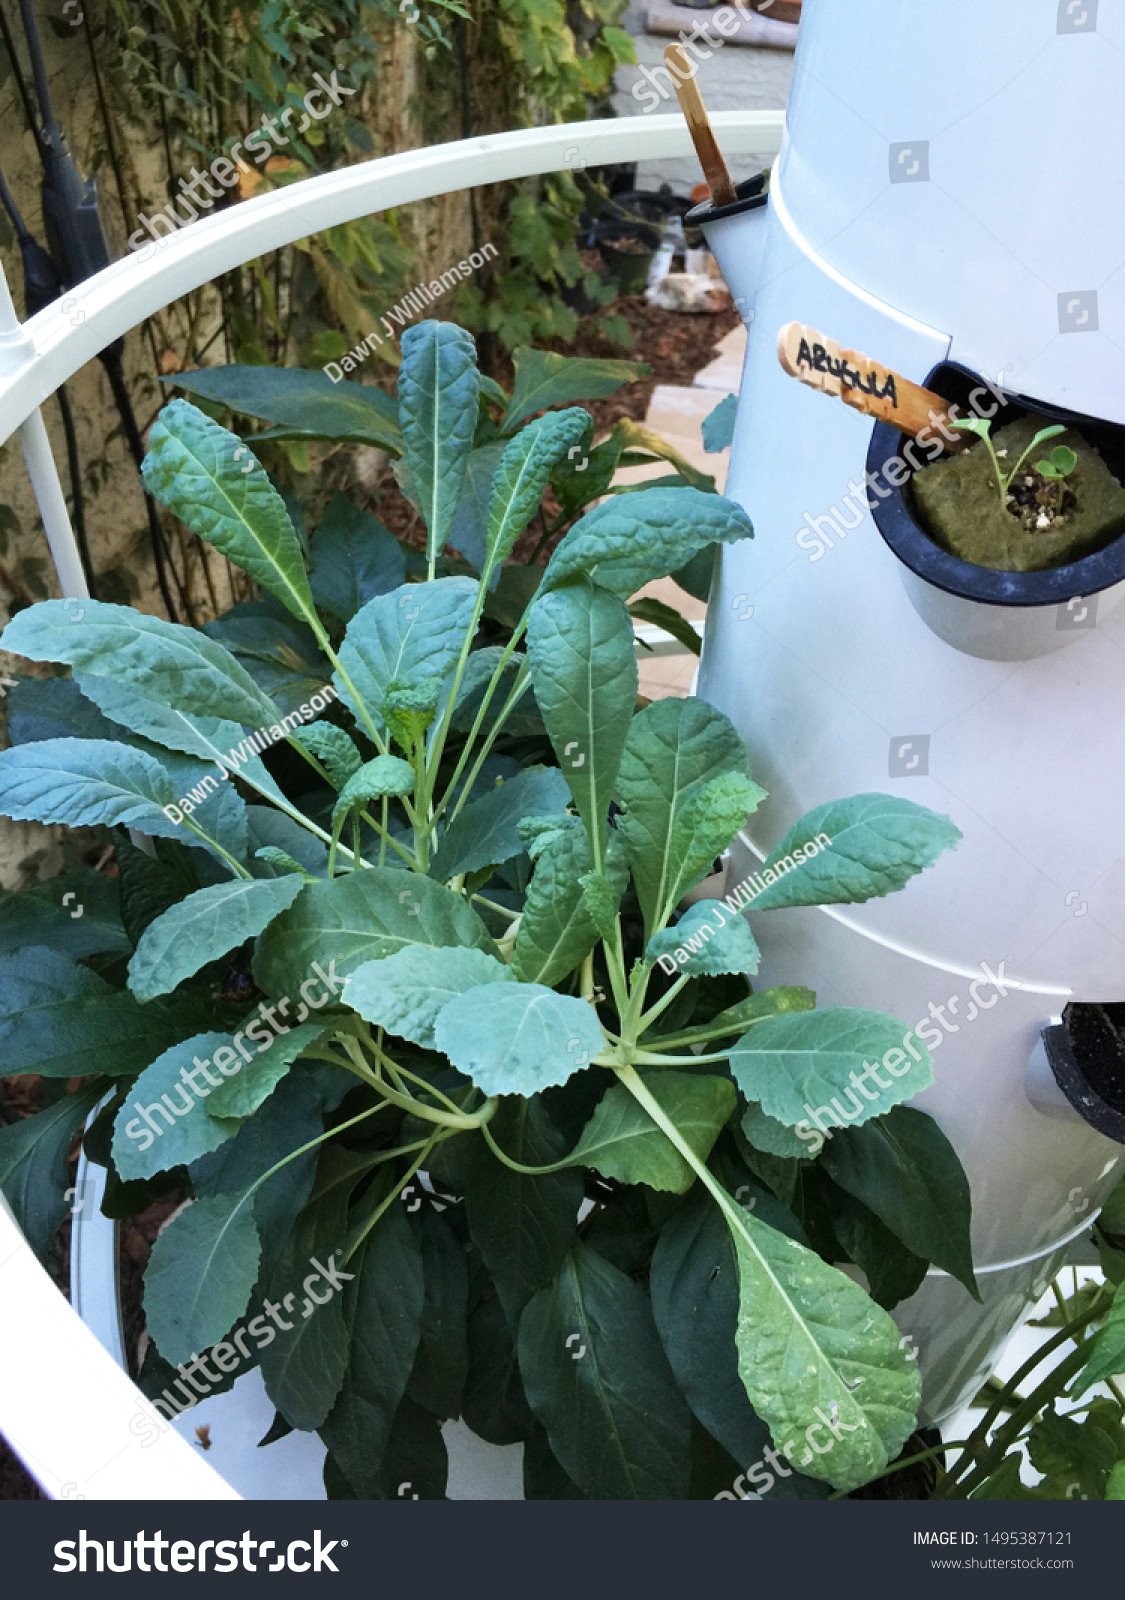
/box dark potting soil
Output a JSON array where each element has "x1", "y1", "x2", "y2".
[
  {"x1": 1063, "y1": 1003, "x2": 1125, "y2": 1116},
  {"x1": 910, "y1": 416, "x2": 1125, "y2": 572}
]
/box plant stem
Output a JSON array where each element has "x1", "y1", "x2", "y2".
[
  {"x1": 636, "y1": 973, "x2": 691, "y2": 1035},
  {"x1": 480, "y1": 1119, "x2": 575, "y2": 1176},
  {"x1": 443, "y1": 666, "x2": 534, "y2": 829},
  {"x1": 632, "y1": 1048, "x2": 733, "y2": 1067},
  {"x1": 430, "y1": 616, "x2": 529, "y2": 829},
  {"x1": 934, "y1": 1290, "x2": 1111, "y2": 1497},
  {"x1": 182, "y1": 818, "x2": 252, "y2": 878},
  {"x1": 342, "y1": 1136, "x2": 439, "y2": 1265}
]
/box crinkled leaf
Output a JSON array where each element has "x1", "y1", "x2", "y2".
[
  {"x1": 74, "y1": 673, "x2": 285, "y2": 807},
  {"x1": 343, "y1": 946, "x2": 512, "y2": 1049},
  {"x1": 332, "y1": 755, "x2": 414, "y2": 827},
  {"x1": 142, "y1": 399, "x2": 318, "y2": 626},
  {"x1": 289, "y1": 722, "x2": 362, "y2": 789},
  {"x1": 542, "y1": 487, "x2": 752, "y2": 597},
  {"x1": 308, "y1": 490, "x2": 405, "y2": 623},
  {"x1": 722, "y1": 1188, "x2": 922, "y2": 1492},
  {"x1": 435, "y1": 982, "x2": 604, "y2": 1097},
  {"x1": 578, "y1": 870, "x2": 622, "y2": 945},
  {"x1": 513, "y1": 820, "x2": 628, "y2": 988},
  {"x1": 127, "y1": 876, "x2": 304, "y2": 1001},
  {"x1": 485, "y1": 408, "x2": 590, "y2": 570},
  {"x1": 430, "y1": 765, "x2": 570, "y2": 881},
  {"x1": 646, "y1": 899, "x2": 760, "y2": 977},
  {"x1": 253, "y1": 867, "x2": 497, "y2": 996},
  {"x1": 729, "y1": 1008, "x2": 933, "y2": 1132},
  {"x1": 112, "y1": 1032, "x2": 244, "y2": 1178},
  {"x1": 397, "y1": 321, "x2": 479, "y2": 563},
  {"x1": 650, "y1": 1189, "x2": 828, "y2": 1499},
  {"x1": 518, "y1": 1244, "x2": 691, "y2": 1499},
  {"x1": 617, "y1": 697, "x2": 759, "y2": 936},
  {"x1": 750, "y1": 794, "x2": 962, "y2": 911},
  {"x1": 570, "y1": 1072, "x2": 736, "y2": 1193},
  {"x1": 333, "y1": 578, "x2": 477, "y2": 731},
  {"x1": 527, "y1": 578, "x2": 637, "y2": 866},
  {"x1": 2, "y1": 598, "x2": 277, "y2": 726},
  {"x1": 0, "y1": 736, "x2": 175, "y2": 831}
]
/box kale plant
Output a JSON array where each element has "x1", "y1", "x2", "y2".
[{"x1": 0, "y1": 320, "x2": 973, "y2": 1500}]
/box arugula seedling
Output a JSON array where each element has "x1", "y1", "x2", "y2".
[
  {"x1": 954, "y1": 417, "x2": 1068, "y2": 510},
  {"x1": 1036, "y1": 444, "x2": 1079, "y2": 482}
]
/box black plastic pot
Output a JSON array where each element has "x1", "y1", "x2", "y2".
[
  {"x1": 867, "y1": 362, "x2": 1125, "y2": 609},
  {"x1": 684, "y1": 172, "x2": 769, "y2": 230},
  {"x1": 594, "y1": 217, "x2": 662, "y2": 297},
  {"x1": 1042, "y1": 1007, "x2": 1125, "y2": 1144}
]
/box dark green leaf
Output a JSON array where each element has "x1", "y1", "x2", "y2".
[
  {"x1": 501, "y1": 348, "x2": 649, "y2": 433},
  {"x1": 143, "y1": 399, "x2": 319, "y2": 627},
  {"x1": 650, "y1": 1189, "x2": 827, "y2": 1498},
  {"x1": 253, "y1": 867, "x2": 497, "y2": 996},
  {"x1": 0, "y1": 946, "x2": 218, "y2": 1079},
  {"x1": 128, "y1": 877, "x2": 304, "y2": 1001},
  {"x1": 728, "y1": 1008, "x2": 933, "y2": 1139},
  {"x1": 527, "y1": 578, "x2": 637, "y2": 866},
  {"x1": 430, "y1": 766, "x2": 570, "y2": 881},
  {"x1": 542, "y1": 487, "x2": 751, "y2": 597},
  {"x1": 165, "y1": 364, "x2": 401, "y2": 452},
  {"x1": 308, "y1": 491, "x2": 405, "y2": 623},
  {"x1": 397, "y1": 321, "x2": 480, "y2": 563},
  {"x1": 0, "y1": 1083, "x2": 104, "y2": 1261},
  {"x1": 2, "y1": 599, "x2": 278, "y2": 726},
  {"x1": 819, "y1": 1107, "x2": 978, "y2": 1298},
  {"x1": 518, "y1": 1244, "x2": 692, "y2": 1499},
  {"x1": 464, "y1": 1097, "x2": 583, "y2": 1327},
  {"x1": 318, "y1": 1202, "x2": 425, "y2": 1494},
  {"x1": 0, "y1": 868, "x2": 129, "y2": 959},
  {"x1": 406, "y1": 1206, "x2": 470, "y2": 1420},
  {"x1": 569, "y1": 1072, "x2": 736, "y2": 1194}
]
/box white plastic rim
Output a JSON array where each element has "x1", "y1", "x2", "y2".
[
  {"x1": 0, "y1": 113, "x2": 785, "y2": 444},
  {"x1": 0, "y1": 111, "x2": 782, "y2": 1501}
]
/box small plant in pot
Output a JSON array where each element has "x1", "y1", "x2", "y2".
[
  {"x1": 912, "y1": 413, "x2": 1125, "y2": 574},
  {"x1": 1, "y1": 321, "x2": 982, "y2": 1501}
]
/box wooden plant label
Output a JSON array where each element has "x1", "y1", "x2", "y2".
[{"x1": 777, "y1": 321, "x2": 967, "y2": 449}]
